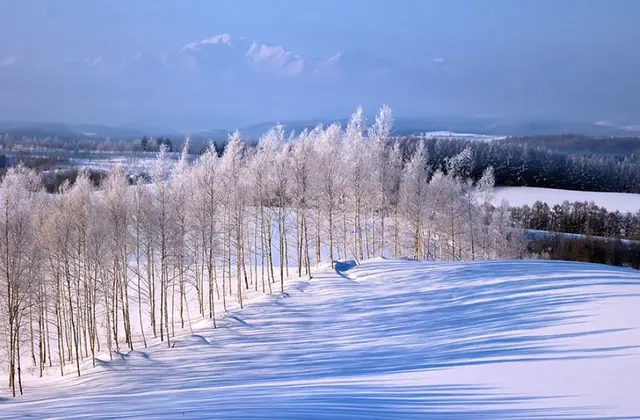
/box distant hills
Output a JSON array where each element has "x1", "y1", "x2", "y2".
[
  {"x1": 2, "y1": 117, "x2": 640, "y2": 142},
  {"x1": 2, "y1": 31, "x2": 640, "y2": 128}
]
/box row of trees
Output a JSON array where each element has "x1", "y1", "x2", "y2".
[
  {"x1": 0, "y1": 106, "x2": 525, "y2": 396},
  {"x1": 0, "y1": 134, "x2": 226, "y2": 156},
  {"x1": 398, "y1": 136, "x2": 640, "y2": 193},
  {"x1": 4, "y1": 133, "x2": 640, "y2": 194},
  {"x1": 511, "y1": 200, "x2": 640, "y2": 239},
  {"x1": 501, "y1": 134, "x2": 640, "y2": 156},
  {"x1": 0, "y1": 135, "x2": 150, "y2": 154},
  {"x1": 139, "y1": 136, "x2": 175, "y2": 153},
  {"x1": 528, "y1": 235, "x2": 640, "y2": 269}
]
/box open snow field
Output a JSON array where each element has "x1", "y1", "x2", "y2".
[
  {"x1": 2, "y1": 258, "x2": 640, "y2": 419},
  {"x1": 422, "y1": 131, "x2": 506, "y2": 141},
  {"x1": 495, "y1": 186, "x2": 640, "y2": 213}
]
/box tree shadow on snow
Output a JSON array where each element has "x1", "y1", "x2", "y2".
[{"x1": 6, "y1": 259, "x2": 640, "y2": 419}]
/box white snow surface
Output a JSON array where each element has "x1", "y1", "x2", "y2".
[
  {"x1": 2, "y1": 258, "x2": 640, "y2": 419},
  {"x1": 495, "y1": 186, "x2": 640, "y2": 213},
  {"x1": 422, "y1": 131, "x2": 506, "y2": 141}
]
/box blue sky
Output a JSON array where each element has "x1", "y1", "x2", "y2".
[
  {"x1": 0, "y1": 0, "x2": 639, "y2": 128},
  {"x1": 3, "y1": 1, "x2": 638, "y2": 56}
]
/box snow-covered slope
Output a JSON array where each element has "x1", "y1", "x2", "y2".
[
  {"x1": 495, "y1": 186, "x2": 640, "y2": 213},
  {"x1": 2, "y1": 259, "x2": 640, "y2": 419}
]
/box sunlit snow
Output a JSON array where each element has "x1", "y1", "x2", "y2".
[{"x1": 2, "y1": 258, "x2": 639, "y2": 419}]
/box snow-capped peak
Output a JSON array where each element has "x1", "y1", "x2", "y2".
[
  {"x1": 245, "y1": 42, "x2": 304, "y2": 76},
  {"x1": 326, "y1": 52, "x2": 342, "y2": 64},
  {"x1": 169, "y1": 33, "x2": 320, "y2": 76},
  {"x1": 313, "y1": 52, "x2": 342, "y2": 74},
  {"x1": 182, "y1": 33, "x2": 233, "y2": 52},
  {"x1": 202, "y1": 33, "x2": 232, "y2": 45}
]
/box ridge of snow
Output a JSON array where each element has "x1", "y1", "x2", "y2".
[
  {"x1": 201, "y1": 33, "x2": 232, "y2": 45},
  {"x1": 325, "y1": 52, "x2": 342, "y2": 65},
  {"x1": 181, "y1": 33, "x2": 233, "y2": 52},
  {"x1": 245, "y1": 41, "x2": 305, "y2": 76},
  {"x1": 313, "y1": 52, "x2": 342, "y2": 74}
]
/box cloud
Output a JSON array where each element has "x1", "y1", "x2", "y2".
[
  {"x1": 433, "y1": 57, "x2": 444, "y2": 63},
  {"x1": 0, "y1": 56, "x2": 17, "y2": 67}
]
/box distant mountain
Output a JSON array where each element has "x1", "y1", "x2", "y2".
[
  {"x1": 2, "y1": 31, "x2": 639, "y2": 128},
  {"x1": 3, "y1": 116, "x2": 639, "y2": 143},
  {"x1": 165, "y1": 33, "x2": 341, "y2": 78},
  {"x1": 0, "y1": 122, "x2": 152, "y2": 140}
]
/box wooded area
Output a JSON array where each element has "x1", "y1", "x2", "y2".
[
  {"x1": 511, "y1": 200, "x2": 640, "y2": 239},
  {"x1": 0, "y1": 107, "x2": 524, "y2": 396}
]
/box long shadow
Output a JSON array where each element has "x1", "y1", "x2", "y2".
[
  {"x1": 4, "y1": 382, "x2": 638, "y2": 420},
  {"x1": 4, "y1": 259, "x2": 640, "y2": 419}
]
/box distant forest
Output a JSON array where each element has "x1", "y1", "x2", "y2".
[
  {"x1": 399, "y1": 135, "x2": 640, "y2": 193},
  {"x1": 528, "y1": 234, "x2": 640, "y2": 270},
  {"x1": 510, "y1": 200, "x2": 640, "y2": 240},
  {"x1": 509, "y1": 198, "x2": 640, "y2": 269},
  {"x1": 2, "y1": 132, "x2": 640, "y2": 194},
  {"x1": 499, "y1": 134, "x2": 640, "y2": 156}
]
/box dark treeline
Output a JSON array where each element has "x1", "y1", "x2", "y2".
[
  {"x1": 3, "y1": 131, "x2": 640, "y2": 193},
  {"x1": 499, "y1": 134, "x2": 640, "y2": 156},
  {"x1": 40, "y1": 169, "x2": 110, "y2": 193},
  {"x1": 510, "y1": 200, "x2": 640, "y2": 240},
  {"x1": 398, "y1": 136, "x2": 640, "y2": 193},
  {"x1": 0, "y1": 133, "x2": 250, "y2": 155},
  {"x1": 528, "y1": 235, "x2": 640, "y2": 269},
  {"x1": 0, "y1": 156, "x2": 121, "y2": 192}
]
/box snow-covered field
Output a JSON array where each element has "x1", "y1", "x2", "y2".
[
  {"x1": 495, "y1": 186, "x2": 640, "y2": 213},
  {"x1": 2, "y1": 258, "x2": 639, "y2": 419},
  {"x1": 423, "y1": 131, "x2": 505, "y2": 141}
]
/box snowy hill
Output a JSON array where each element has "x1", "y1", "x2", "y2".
[
  {"x1": 2, "y1": 258, "x2": 639, "y2": 419},
  {"x1": 495, "y1": 186, "x2": 640, "y2": 213}
]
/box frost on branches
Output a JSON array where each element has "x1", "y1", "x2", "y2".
[{"x1": 0, "y1": 106, "x2": 525, "y2": 395}]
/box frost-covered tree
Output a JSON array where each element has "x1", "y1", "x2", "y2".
[
  {"x1": 400, "y1": 140, "x2": 430, "y2": 259},
  {"x1": 103, "y1": 166, "x2": 134, "y2": 350},
  {"x1": 130, "y1": 177, "x2": 151, "y2": 346},
  {"x1": 289, "y1": 129, "x2": 314, "y2": 278},
  {"x1": 0, "y1": 166, "x2": 42, "y2": 395},
  {"x1": 192, "y1": 144, "x2": 221, "y2": 323},
  {"x1": 343, "y1": 107, "x2": 368, "y2": 261},
  {"x1": 149, "y1": 145, "x2": 175, "y2": 347},
  {"x1": 168, "y1": 141, "x2": 193, "y2": 330},
  {"x1": 386, "y1": 140, "x2": 404, "y2": 257},
  {"x1": 219, "y1": 131, "x2": 248, "y2": 307},
  {"x1": 314, "y1": 123, "x2": 344, "y2": 268},
  {"x1": 369, "y1": 105, "x2": 394, "y2": 256}
]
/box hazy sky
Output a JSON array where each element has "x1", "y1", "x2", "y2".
[
  {"x1": 1, "y1": 0, "x2": 639, "y2": 128},
  {"x1": 2, "y1": 1, "x2": 638, "y2": 57}
]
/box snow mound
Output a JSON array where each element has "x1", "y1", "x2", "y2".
[
  {"x1": 171, "y1": 335, "x2": 213, "y2": 348},
  {"x1": 93, "y1": 350, "x2": 153, "y2": 372},
  {"x1": 2, "y1": 259, "x2": 640, "y2": 419}
]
